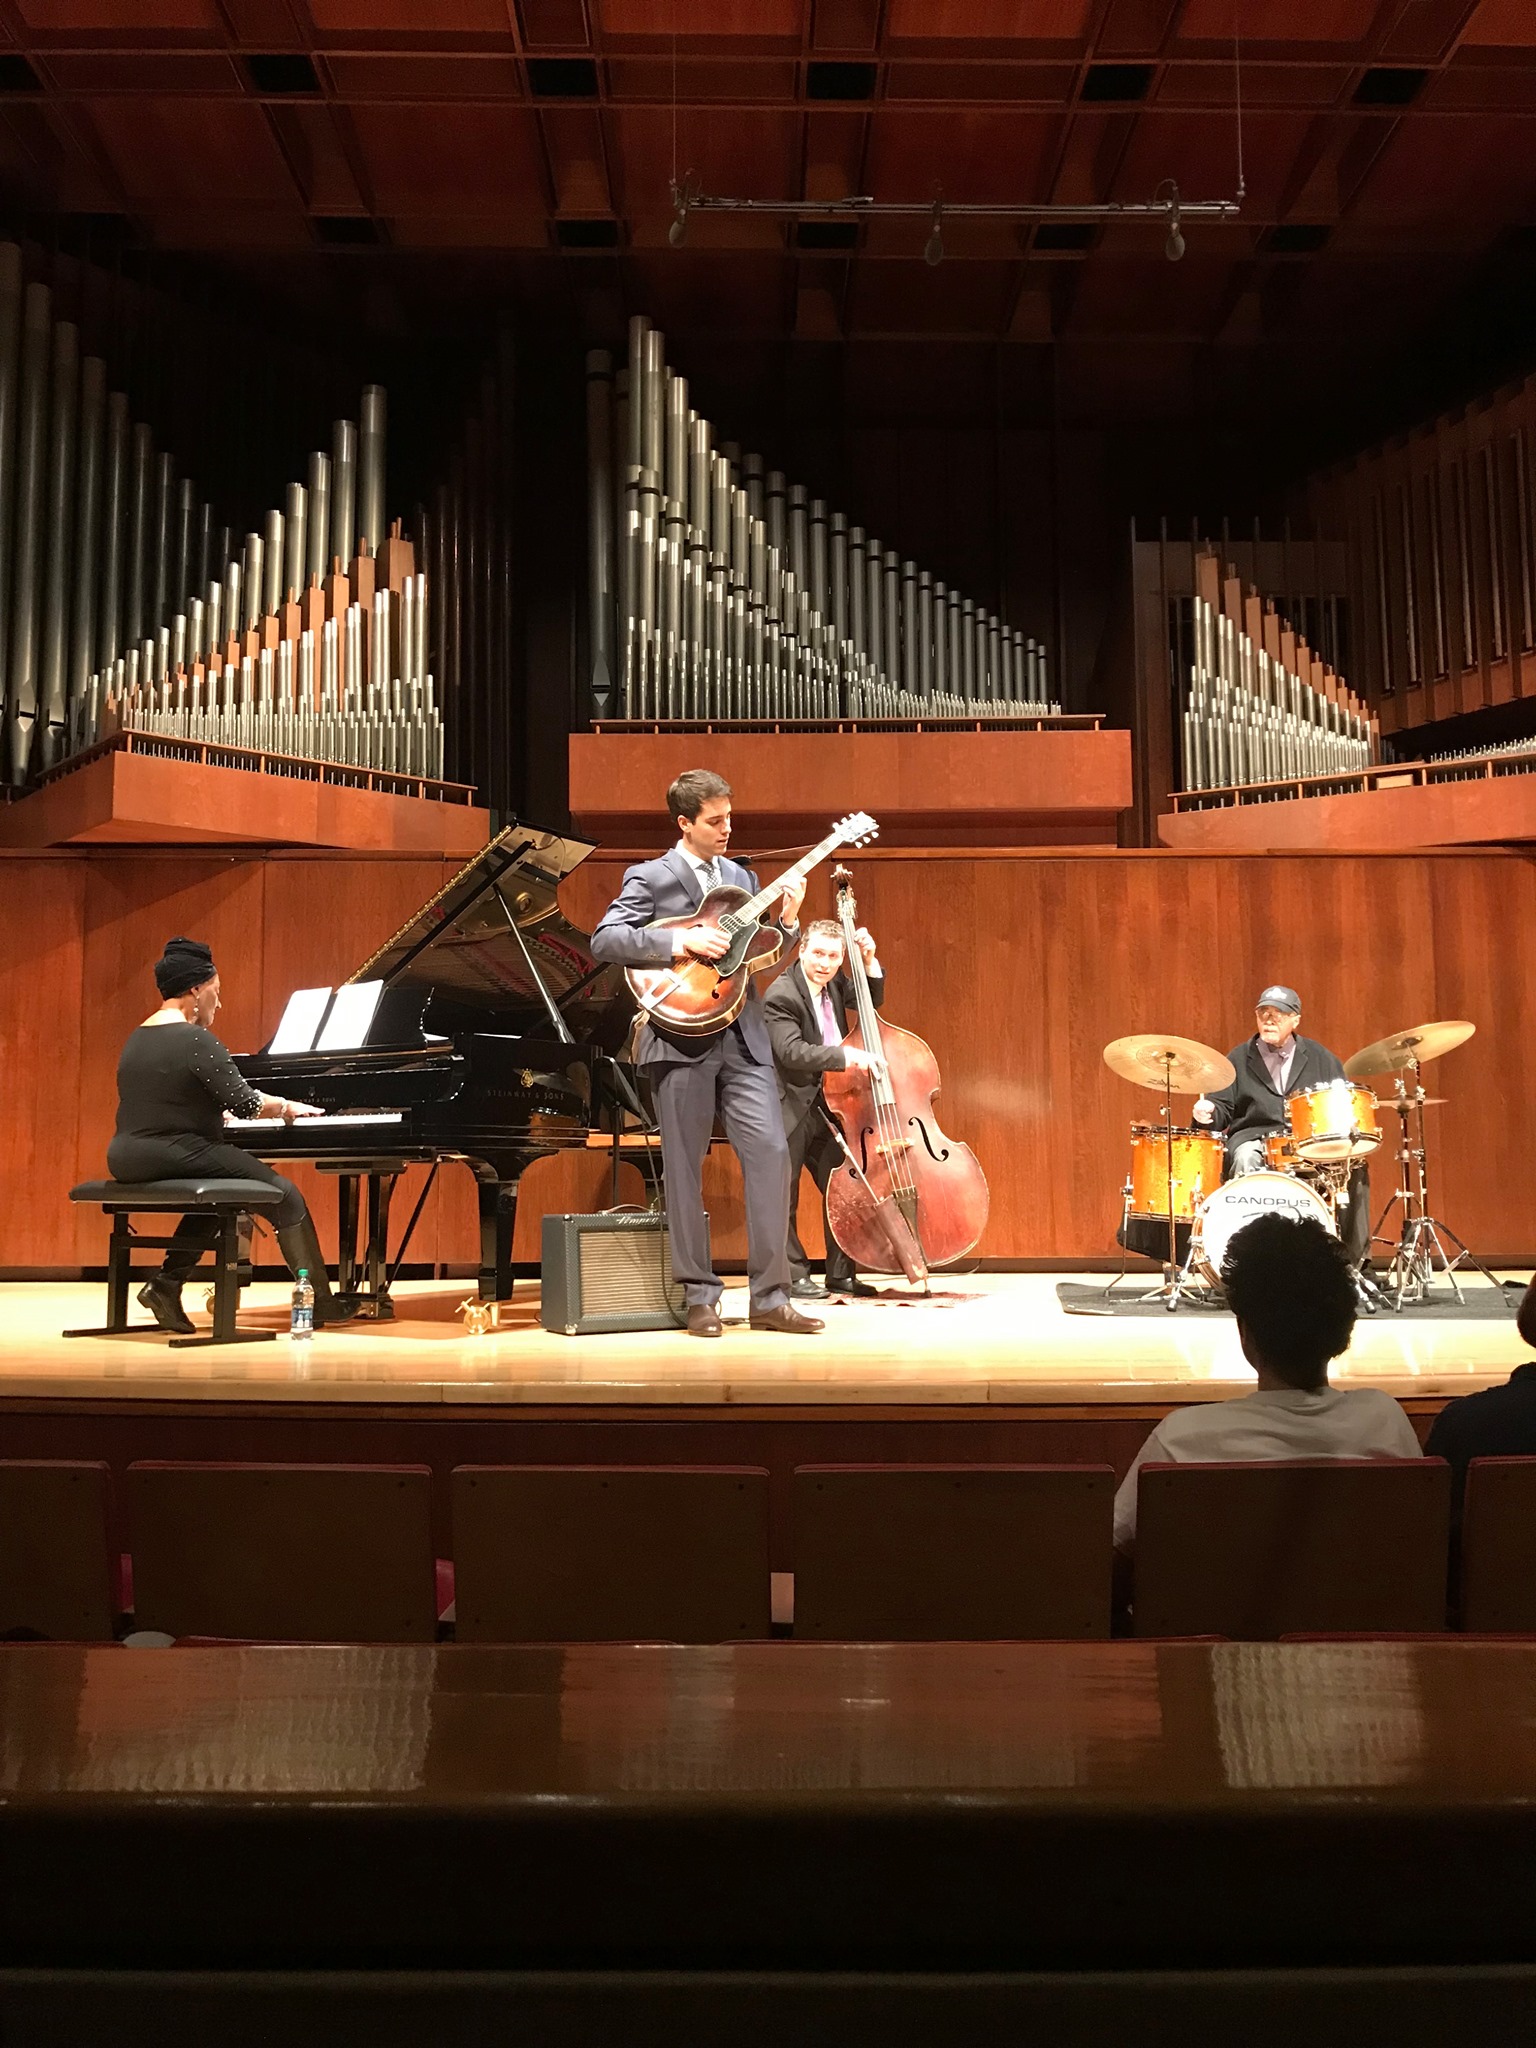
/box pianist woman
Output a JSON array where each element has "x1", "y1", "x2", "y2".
[{"x1": 106, "y1": 936, "x2": 359, "y2": 1335}]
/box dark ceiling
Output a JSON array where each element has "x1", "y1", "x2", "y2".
[{"x1": 2, "y1": 2, "x2": 1535, "y2": 462}]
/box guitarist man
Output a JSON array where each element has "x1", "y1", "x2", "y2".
[{"x1": 591, "y1": 769, "x2": 824, "y2": 1339}]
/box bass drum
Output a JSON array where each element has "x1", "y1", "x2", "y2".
[{"x1": 1195, "y1": 1171, "x2": 1335, "y2": 1287}]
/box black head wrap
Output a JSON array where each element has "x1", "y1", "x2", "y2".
[{"x1": 154, "y1": 936, "x2": 217, "y2": 998}]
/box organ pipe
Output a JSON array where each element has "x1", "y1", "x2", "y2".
[{"x1": 586, "y1": 314, "x2": 1058, "y2": 723}]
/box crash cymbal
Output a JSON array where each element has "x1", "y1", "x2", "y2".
[
  {"x1": 1344, "y1": 1020, "x2": 1476, "y2": 1077},
  {"x1": 1103, "y1": 1033, "x2": 1236, "y2": 1096}
]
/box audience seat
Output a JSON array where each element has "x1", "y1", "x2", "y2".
[
  {"x1": 791, "y1": 1464, "x2": 1114, "y2": 1640},
  {"x1": 1460, "y1": 1458, "x2": 1536, "y2": 1634},
  {"x1": 1133, "y1": 1458, "x2": 1451, "y2": 1640},
  {"x1": 126, "y1": 1462, "x2": 436, "y2": 1642},
  {"x1": 451, "y1": 1465, "x2": 771, "y2": 1642},
  {"x1": 0, "y1": 1460, "x2": 117, "y2": 1642}
]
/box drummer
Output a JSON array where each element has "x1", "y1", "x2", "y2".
[{"x1": 1193, "y1": 984, "x2": 1369, "y2": 1266}]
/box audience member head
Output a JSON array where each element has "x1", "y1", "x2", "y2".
[
  {"x1": 1222, "y1": 1213, "x2": 1356, "y2": 1392},
  {"x1": 153, "y1": 936, "x2": 221, "y2": 1028}
]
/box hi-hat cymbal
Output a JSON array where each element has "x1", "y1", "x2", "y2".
[
  {"x1": 1103, "y1": 1033, "x2": 1235, "y2": 1095},
  {"x1": 1344, "y1": 1020, "x2": 1476, "y2": 1077}
]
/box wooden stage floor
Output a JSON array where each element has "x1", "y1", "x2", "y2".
[{"x1": 2, "y1": 1271, "x2": 1528, "y2": 1411}]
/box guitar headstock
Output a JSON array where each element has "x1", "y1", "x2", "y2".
[{"x1": 834, "y1": 810, "x2": 879, "y2": 848}]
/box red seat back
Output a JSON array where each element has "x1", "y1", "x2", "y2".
[
  {"x1": 792, "y1": 1465, "x2": 1114, "y2": 1640},
  {"x1": 1461, "y1": 1458, "x2": 1536, "y2": 1634},
  {"x1": 1134, "y1": 1459, "x2": 1450, "y2": 1640},
  {"x1": 127, "y1": 1462, "x2": 436, "y2": 1643},
  {"x1": 451, "y1": 1466, "x2": 771, "y2": 1643},
  {"x1": 0, "y1": 1461, "x2": 115, "y2": 1642}
]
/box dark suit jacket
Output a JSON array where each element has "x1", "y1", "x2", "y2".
[
  {"x1": 763, "y1": 959, "x2": 885, "y2": 1136},
  {"x1": 1203, "y1": 1032, "x2": 1347, "y2": 1152},
  {"x1": 1425, "y1": 1361, "x2": 1536, "y2": 1528},
  {"x1": 590, "y1": 846, "x2": 793, "y2": 1069}
]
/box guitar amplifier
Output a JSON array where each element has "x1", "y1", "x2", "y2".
[{"x1": 539, "y1": 1211, "x2": 695, "y2": 1336}]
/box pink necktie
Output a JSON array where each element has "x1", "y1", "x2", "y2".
[{"x1": 819, "y1": 988, "x2": 841, "y2": 1048}]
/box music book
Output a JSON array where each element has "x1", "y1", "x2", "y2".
[
  {"x1": 315, "y1": 980, "x2": 385, "y2": 1052},
  {"x1": 268, "y1": 986, "x2": 332, "y2": 1056}
]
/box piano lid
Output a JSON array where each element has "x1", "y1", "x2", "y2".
[{"x1": 347, "y1": 822, "x2": 632, "y2": 1048}]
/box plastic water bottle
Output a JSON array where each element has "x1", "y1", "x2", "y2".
[{"x1": 290, "y1": 1268, "x2": 314, "y2": 1346}]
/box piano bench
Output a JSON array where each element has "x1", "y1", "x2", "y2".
[{"x1": 65, "y1": 1180, "x2": 289, "y2": 1349}]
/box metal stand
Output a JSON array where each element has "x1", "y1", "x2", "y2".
[
  {"x1": 1136, "y1": 1060, "x2": 1200, "y2": 1313},
  {"x1": 1371, "y1": 1063, "x2": 1502, "y2": 1308}
]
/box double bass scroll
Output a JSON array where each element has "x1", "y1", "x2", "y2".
[{"x1": 820, "y1": 863, "x2": 989, "y2": 1285}]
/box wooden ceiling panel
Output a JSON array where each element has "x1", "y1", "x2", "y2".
[
  {"x1": 606, "y1": 57, "x2": 800, "y2": 98},
  {"x1": 265, "y1": 103, "x2": 367, "y2": 213},
  {"x1": 349, "y1": 102, "x2": 549, "y2": 212},
  {"x1": 1065, "y1": 249, "x2": 1237, "y2": 336},
  {"x1": 628, "y1": 249, "x2": 792, "y2": 332},
  {"x1": 596, "y1": 0, "x2": 802, "y2": 37},
  {"x1": 1463, "y1": 0, "x2": 1536, "y2": 43},
  {"x1": 518, "y1": 0, "x2": 592, "y2": 44},
  {"x1": 607, "y1": 105, "x2": 801, "y2": 205},
  {"x1": 863, "y1": 108, "x2": 1062, "y2": 203},
  {"x1": 845, "y1": 257, "x2": 1018, "y2": 335},
  {"x1": 1113, "y1": 109, "x2": 1309, "y2": 210},
  {"x1": 1176, "y1": 0, "x2": 1379, "y2": 42},
  {"x1": 540, "y1": 105, "x2": 611, "y2": 212},
  {"x1": 884, "y1": 62, "x2": 1078, "y2": 102},
  {"x1": 885, "y1": 0, "x2": 1093, "y2": 42},
  {"x1": 14, "y1": 1, "x2": 220, "y2": 28},
  {"x1": 1347, "y1": 114, "x2": 1536, "y2": 226},
  {"x1": 84, "y1": 96, "x2": 302, "y2": 208},
  {"x1": 1156, "y1": 61, "x2": 1349, "y2": 108},
  {"x1": 42, "y1": 52, "x2": 241, "y2": 92},
  {"x1": 323, "y1": 55, "x2": 526, "y2": 95},
  {"x1": 305, "y1": 0, "x2": 515, "y2": 30}
]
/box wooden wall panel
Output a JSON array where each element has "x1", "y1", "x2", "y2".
[
  {"x1": 7, "y1": 844, "x2": 1535, "y2": 1272},
  {"x1": 0, "y1": 861, "x2": 86, "y2": 1268}
]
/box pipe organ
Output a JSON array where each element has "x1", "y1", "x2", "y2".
[
  {"x1": 1179, "y1": 592, "x2": 1376, "y2": 796},
  {"x1": 0, "y1": 245, "x2": 444, "y2": 791},
  {"x1": 586, "y1": 315, "x2": 1056, "y2": 724}
]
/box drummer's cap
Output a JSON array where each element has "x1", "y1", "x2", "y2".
[{"x1": 1256, "y1": 984, "x2": 1302, "y2": 1014}]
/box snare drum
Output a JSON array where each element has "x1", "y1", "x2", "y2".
[
  {"x1": 1286, "y1": 1079, "x2": 1381, "y2": 1164},
  {"x1": 1128, "y1": 1124, "x2": 1225, "y2": 1223},
  {"x1": 1195, "y1": 1172, "x2": 1336, "y2": 1285}
]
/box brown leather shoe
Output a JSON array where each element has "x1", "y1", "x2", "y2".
[
  {"x1": 686, "y1": 1302, "x2": 723, "y2": 1338},
  {"x1": 749, "y1": 1302, "x2": 824, "y2": 1335}
]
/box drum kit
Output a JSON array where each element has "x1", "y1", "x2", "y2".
[{"x1": 1103, "y1": 1017, "x2": 1492, "y2": 1312}]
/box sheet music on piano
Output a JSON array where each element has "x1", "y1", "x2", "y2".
[{"x1": 266, "y1": 982, "x2": 385, "y2": 1056}]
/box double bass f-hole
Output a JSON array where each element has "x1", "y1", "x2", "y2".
[{"x1": 818, "y1": 863, "x2": 990, "y2": 1289}]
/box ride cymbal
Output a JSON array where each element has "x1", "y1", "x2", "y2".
[
  {"x1": 1344, "y1": 1020, "x2": 1475, "y2": 1077},
  {"x1": 1103, "y1": 1033, "x2": 1236, "y2": 1096}
]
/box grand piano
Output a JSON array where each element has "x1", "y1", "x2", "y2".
[{"x1": 230, "y1": 823, "x2": 636, "y2": 1308}]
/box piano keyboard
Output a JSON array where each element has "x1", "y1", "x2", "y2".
[{"x1": 226, "y1": 1111, "x2": 405, "y2": 1129}]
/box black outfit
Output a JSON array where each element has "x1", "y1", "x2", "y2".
[
  {"x1": 763, "y1": 960, "x2": 884, "y2": 1290},
  {"x1": 1203, "y1": 1031, "x2": 1370, "y2": 1266},
  {"x1": 1425, "y1": 1361, "x2": 1536, "y2": 1532},
  {"x1": 108, "y1": 1022, "x2": 306, "y2": 1273}
]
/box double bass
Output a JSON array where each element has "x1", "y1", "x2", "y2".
[{"x1": 820, "y1": 865, "x2": 989, "y2": 1287}]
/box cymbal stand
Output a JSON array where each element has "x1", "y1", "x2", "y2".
[
  {"x1": 1371, "y1": 1061, "x2": 1500, "y2": 1308},
  {"x1": 1137, "y1": 1057, "x2": 1200, "y2": 1313}
]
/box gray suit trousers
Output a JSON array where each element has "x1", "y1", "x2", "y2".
[{"x1": 652, "y1": 1024, "x2": 792, "y2": 1312}]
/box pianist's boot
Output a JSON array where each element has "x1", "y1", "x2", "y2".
[
  {"x1": 137, "y1": 1216, "x2": 219, "y2": 1335},
  {"x1": 276, "y1": 1215, "x2": 364, "y2": 1327}
]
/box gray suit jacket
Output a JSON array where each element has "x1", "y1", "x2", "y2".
[{"x1": 591, "y1": 846, "x2": 790, "y2": 1069}]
